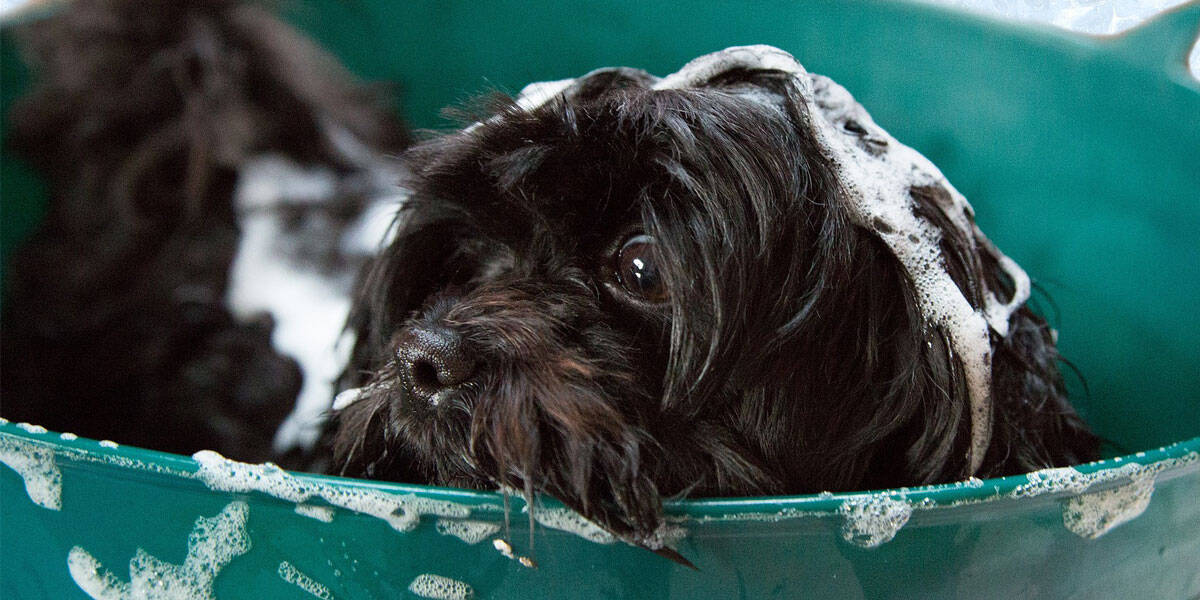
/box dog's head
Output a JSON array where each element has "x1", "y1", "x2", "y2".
[{"x1": 330, "y1": 46, "x2": 1094, "y2": 554}]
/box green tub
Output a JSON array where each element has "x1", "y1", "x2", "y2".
[{"x1": 2, "y1": 1, "x2": 1198, "y2": 598}]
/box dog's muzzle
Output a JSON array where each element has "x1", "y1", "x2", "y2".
[{"x1": 394, "y1": 323, "x2": 476, "y2": 406}]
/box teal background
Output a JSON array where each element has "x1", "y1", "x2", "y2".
[{"x1": 2, "y1": 0, "x2": 1199, "y2": 598}]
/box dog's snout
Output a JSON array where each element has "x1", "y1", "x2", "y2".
[{"x1": 396, "y1": 324, "x2": 475, "y2": 404}]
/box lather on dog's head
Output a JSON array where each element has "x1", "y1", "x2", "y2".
[{"x1": 330, "y1": 46, "x2": 1097, "y2": 553}]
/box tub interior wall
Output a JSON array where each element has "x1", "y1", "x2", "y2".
[{"x1": 2, "y1": 0, "x2": 1198, "y2": 455}]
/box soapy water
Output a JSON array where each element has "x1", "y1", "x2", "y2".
[
  {"x1": 408, "y1": 574, "x2": 475, "y2": 600},
  {"x1": 67, "y1": 501, "x2": 252, "y2": 600},
  {"x1": 278, "y1": 561, "x2": 336, "y2": 599},
  {"x1": 0, "y1": 421, "x2": 1194, "y2": 598}
]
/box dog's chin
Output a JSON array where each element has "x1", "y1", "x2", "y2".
[{"x1": 333, "y1": 324, "x2": 682, "y2": 549}]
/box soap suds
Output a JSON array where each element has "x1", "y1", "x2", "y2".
[
  {"x1": 192, "y1": 450, "x2": 468, "y2": 532},
  {"x1": 408, "y1": 574, "x2": 474, "y2": 600},
  {"x1": 277, "y1": 561, "x2": 334, "y2": 599},
  {"x1": 99, "y1": 440, "x2": 120, "y2": 449},
  {"x1": 68, "y1": 501, "x2": 251, "y2": 600},
  {"x1": 331, "y1": 387, "x2": 365, "y2": 411},
  {"x1": 295, "y1": 504, "x2": 337, "y2": 522},
  {"x1": 60, "y1": 432, "x2": 79, "y2": 441},
  {"x1": 838, "y1": 495, "x2": 913, "y2": 548},
  {"x1": 436, "y1": 519, "x2": 501, "y2": 545},
  {"x1": 68, "y1": 549, "x2": 128, "y2": 600},
  {"x1": 1013, "y1": 452, "x2": 1198, "y2": 538},
  {"x1": 0, "y1": 435, "x2": 62, "y2": 510},
  {"x1": 16, "y1": 422, "x2": 48, "y2": 434},
  {"x1": 531, "y1": 507, "x2": 617, "y2": 544},
  {"x1": 1062, "y1": 472, "x2": 1155, "y2": 539}
]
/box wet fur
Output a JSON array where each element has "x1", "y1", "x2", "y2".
[
  {"x1": 0, "y1": 0, "x2": 407, "y2": 460},
  {"x1": 329, "y1": 70, "x2": 1100, "y2": 551}
]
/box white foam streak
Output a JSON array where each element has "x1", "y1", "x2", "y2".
[
  {"x1": 278, "y1": 561, "x2": 335, "y2": 599},
  {"x1": 67, "y1": 501, "x2": 252, "y2": 600},
  {"x1": 436, "y1": 519, "x2": 502, "y2": 545},
  {"x1": 0, "y1": 435, "x2": 62, "y2": 510},
  {"x1": 192, "y1": 450, "x2": 468, "y2": 532}
]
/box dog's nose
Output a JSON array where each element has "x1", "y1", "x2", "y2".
[{"x1": 395, "y1": 323, "x2": 475, "y2": 404}]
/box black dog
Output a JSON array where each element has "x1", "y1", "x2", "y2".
[
  {"x1": 1, "y1": 0, "x2": 408, "y2": 461},
  {"x1": 329, "y1": 46, "x2": 1099, "y2": 557}
]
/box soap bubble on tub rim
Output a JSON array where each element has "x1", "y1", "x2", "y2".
[
  {"x1": 1062, "y1": 471, "x2": 1156, "y2": 539},
  {"x1": 192, "y1": 450, "x2": 469, "y2": 532},
  {"x1": 837, "y1": 495, "x2": 913, "y2": 548},
  {"x1": 16, "y1": 422, "x2": 48, "y2": 434}
]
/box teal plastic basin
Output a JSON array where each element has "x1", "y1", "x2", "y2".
[{"x1": 3, "y1": 1, "x2": 1199, "y2": 598}]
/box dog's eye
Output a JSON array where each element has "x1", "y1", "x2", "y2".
[{"x1": 614, "y1": 234, "x2": 668, "y2": 303}]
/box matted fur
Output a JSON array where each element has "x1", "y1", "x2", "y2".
[{"x1": 329, "y1": 57, "x2": 1099, "y2": 556}]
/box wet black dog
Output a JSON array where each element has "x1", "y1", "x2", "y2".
[
  {"x1": 329, "y1": 46, "x2": 1099, "y2": 556},
  {"x1": 1, "y1": 0, "x2": 407, "y2": 461}
]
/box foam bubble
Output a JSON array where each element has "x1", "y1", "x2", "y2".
[
  {"x1": 16, "y1": 422, "x2": 48, "y2": 434},
  {"x1": 436, "y1": 519, "x2": 501, "y2": 545},
  {"x1": 331, "y1": 387, "x2": 365, "y2": 411},
  {"x1": 408, "y1": 574, "x2": 474, "y2": 600},
  {"x1": 99, "y1": 440, "x2": 120, "y2": 449},
  {"x1": 278, "y1": 561, "x2": 335, "y2": 599},
  {"x1": 0, "y1": 435, "x2": 62, "y2": 510},
  {"x1": 68, "y1": 501, "x2": 252, "y2": 600},
  {"x1": 295, "y1": 504, "x2": 337, "y2": 522},
  {"x1": 60, "y1": 432, "x2": 79, "y2": 441},
  {"x1": 1062, "y1": 473, "x2": 1155, "y2": 539},
  {"x1": 68, "y1": 548, "x2": 127, "y2": 600},
  {"x1": 531, "y1": 507, "x2": 616, "y2": 544},
  {"x1": 192, "y1": 450, "x2": 468, "y2": 532},
  {"x1": 838, "y1": 495, "x2": 913, "y2": 548}
]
